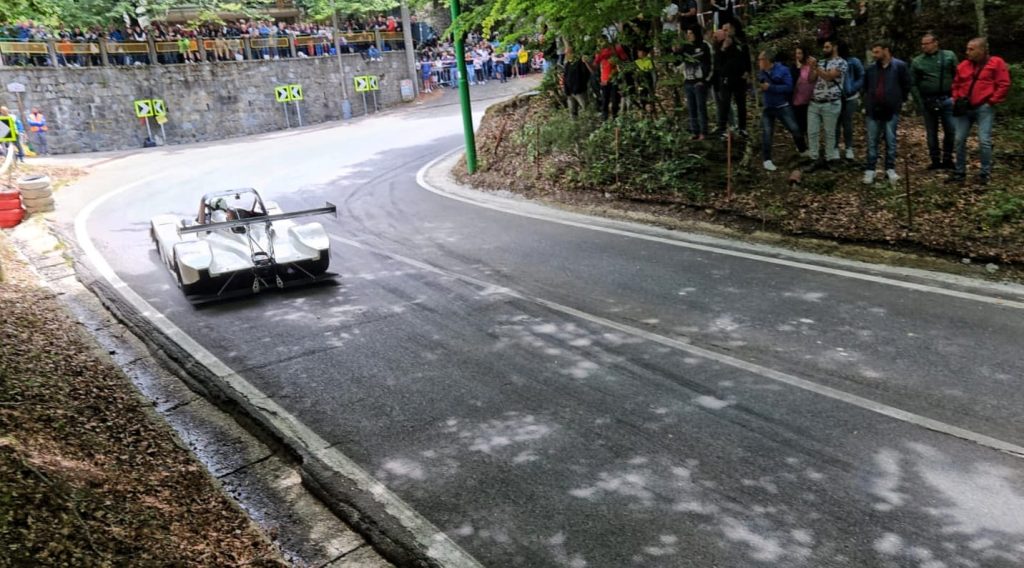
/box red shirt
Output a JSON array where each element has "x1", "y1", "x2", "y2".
[
  {"x1": 594, "y1": 45, "x2": 629, "y2": 86},
  {"x1": 951, "y1": 56, "x2": 1011, "y2": 107}
]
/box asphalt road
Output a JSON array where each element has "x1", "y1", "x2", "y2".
[{"x1": 64, "y1": 85, "x2": 1024, "y2": 567}]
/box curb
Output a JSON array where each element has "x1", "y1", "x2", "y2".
[
  {"x1": 419, "y1": 151, "x2": 1024, "y2": 308},
  {"x1": 6, "y1": 216, "x2": 391, "y2": 567},
  {"x1": 63, "y1": 201, "x2": 480, "y2": 567}
]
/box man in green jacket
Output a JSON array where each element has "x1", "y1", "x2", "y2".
[{"x1": 911, "y1": 33, "x2": 958, "y2": 170}]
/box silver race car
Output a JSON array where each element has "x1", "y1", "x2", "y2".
[{"x1": 150, "y1": 188, "x2": 336, "y2": 301}]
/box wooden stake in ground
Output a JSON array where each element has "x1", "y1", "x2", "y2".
[
  {"x1": 903, "y1": 153, "x2": 914, "y2": 232},
  {"x1": 726, "y1": 131, "x2": 733, "y2": 200}
]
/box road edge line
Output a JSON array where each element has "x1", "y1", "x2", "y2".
[
  {"x1": 73, "y1": 177, "x2": 484, "y2": 568},
  {"x1": 416, "y1": 150, "x2": 1024, "y2": 310}
]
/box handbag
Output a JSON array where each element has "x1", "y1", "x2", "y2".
[{"x1": 953, "y1": 58, "x2": 985, "y2": 117}]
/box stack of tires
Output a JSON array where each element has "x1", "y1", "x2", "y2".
[
  {"x1": 0, "y1": 187, "x2": 23, "y2": 228},
  {"x1": 17, "y1": 175, "x2": 54, "y2": 215}
]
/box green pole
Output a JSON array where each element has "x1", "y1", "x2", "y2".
[{"x1": 450, "y1": 0, "x2": 478, "y2": 174}]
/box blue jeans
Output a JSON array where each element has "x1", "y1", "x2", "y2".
[
  {"x1": 954, "y1": 103, "x2": 994, "y2": 177},
  {"x1": 761, "y1": 105, "x2": 806, "y2": 162},
  {"x1": 684, "y1": 82, "x2": 708, "y2": 136},
  {"x1": 835, "y1": 95, "x2": 860, "y2": 152},
  {"x1": 923, "y1": 96, "x2": 955, "y2": 165},
  {"x1": 865, "y1": 113, "x2": 900, "y2": 171}
]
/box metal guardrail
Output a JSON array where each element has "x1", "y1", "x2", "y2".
[{"x1": 0, "y1": 31, "x2": 407, "y2": 66}]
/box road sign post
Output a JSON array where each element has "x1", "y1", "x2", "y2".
[
  {"x1": 134, "y1": 99, "x2": 155, "y2": 142},
  {"x1": 354, "y1": 76, "x2": 369, "y2": 116},
  {"x1": 289, "y1": 85, "x2": 304, "y2": 127},
  {"x1": 153, "y1": 99, "x2": 168, "y2": 143},
  {"x1": 369, "y1": 76, "x2": 379, "y2": 112}
]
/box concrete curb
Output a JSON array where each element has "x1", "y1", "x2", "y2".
[
  {"x1": 7, "y1": 216, "x2": 392, "y2": 567},
  {"x1": 420, "y1": 151, "x2": 1024, "y2": 308}
]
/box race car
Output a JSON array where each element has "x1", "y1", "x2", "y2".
[{"x1": 150, "y1": 188, "x2": 336, "y2": 301}]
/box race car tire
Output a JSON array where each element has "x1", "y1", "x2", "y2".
[
  {"x1": 298, "y1": 250, "x2": 330, "y2": 276},
  {"x1": 16, "y1": 175, "x2": 51, "y2": 192},
  {"x1": 23, "y1": 196, "x2": 55, "y2": 212},
  {"x1": 0, "y1": 208, "x2": 25, "y2": 228},
  {"x1": 18, "y1": 186, "x2": 52, "y2": 200},
  {"x1": 0, "y1": 190, "x2": 21, "y2": 210},
  {"x1": 173, "y1": 253, "x2": 204, "y2": 296}
]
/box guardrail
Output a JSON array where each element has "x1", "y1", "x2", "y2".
[{"x1": 0, "y1": 30, "x2": 407, "y2": 67}]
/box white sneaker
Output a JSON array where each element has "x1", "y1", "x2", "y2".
[
  {"x1": 886, "y1": 169, "x2": 900, "y2": 183},
  {"x1": 763, "y1": 160, "x2": 778, "y2": 171},
  {"x1": 862, "y1": 170, "x2": 876, "y2": 185},
  {"x1": 845, "y1": 148, "x2": 855, "y2": 160}
]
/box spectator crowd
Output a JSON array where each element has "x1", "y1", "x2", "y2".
[
  {"x1": 0, "y1": 15, "x2": 407, "y2": 67},
  {"x1": 554, "y1": 2, "x2": 1013, "y2": 187}
]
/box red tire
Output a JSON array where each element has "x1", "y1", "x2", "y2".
[
  {"x1": 0, "y1": 190, "x2": 20, "y2": 210},
  {"x1": 0, "y1": 207, "x2": 24, "y2": 229}
]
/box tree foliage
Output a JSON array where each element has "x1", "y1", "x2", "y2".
[{"x1": 292, "y1": 0, "x2": 399, "y2": 21}]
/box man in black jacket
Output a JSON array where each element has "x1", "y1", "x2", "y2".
[
  {"x1": 862, "y1": 40, "x2": 911, "y2": 185},
  {"x1": 563, "y1": 45, "x2": 591, "y2": 118},
  {"x1": 712, "y1": 22, "x2": 751, "y2": 138}
]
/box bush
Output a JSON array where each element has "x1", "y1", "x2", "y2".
[{"x1": 579, "y1": 117, "x2": 706, "y2": 196}]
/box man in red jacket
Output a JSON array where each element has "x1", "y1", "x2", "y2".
[
  {"x1": 594, "y1": 36, "x2": 629, "y2": 120},
  {"x1": 948, "y1": 37, "x2": 1011, "y2": 185}
]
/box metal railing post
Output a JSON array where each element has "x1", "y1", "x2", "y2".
[
  {"x1": 147, "y1": 36, "x2": 158, "y2": 64},
  {"x1": 46, "y1": 39, "x2": 59, "y2": 67},
  {"x1": 243, "y1": 37, "x2": 253, "y2": 61},
  {"x1": 98, "y1": 39, "x2": 109, "y2": 66},
  {"x1": 197, "y1": 37, "x2": 207, "y2": 62}
]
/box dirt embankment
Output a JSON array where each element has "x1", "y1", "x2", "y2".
[
  {"x1": 457, "y1": 94, "x2": 1024, "y2": 276},
  {"x1": 0, "y1": 233, "x2": 285, "y2": 566}
]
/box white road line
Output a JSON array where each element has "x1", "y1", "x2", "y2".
[
  {"x1": 75, "y1": 178, "x2": 484, "y2": 568},
  {"x1": 327, "y1": 233, "x2": 1024, "y2": 460},
  {"x1": 416, "y1": 151, "x2": 1024, "y2": 310},
  {"x1": 328, "y1": 238, "x2": 1024, "y2": 461}
]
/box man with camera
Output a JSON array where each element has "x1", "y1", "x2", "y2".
[
  {"x1": 948, "y1": 37, "x2": 1010, "y2": 186},
  {"x1": 911, "y1": 33, "x2": 958, "y2": 171}
]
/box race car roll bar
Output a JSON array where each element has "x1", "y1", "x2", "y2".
[{"x1": 177, "y1": 202, "x2": 338, "y2": 236}]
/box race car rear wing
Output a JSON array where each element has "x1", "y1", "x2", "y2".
[{"x1": 177, "y1": 203, "x2": 337, "y2": 236}]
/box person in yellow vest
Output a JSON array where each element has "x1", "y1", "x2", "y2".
[
  {"x1": 27, "y1": 108, "x2": 48, "y2": 156},
  {"x1": 517, "y1": 46, "x2": 529, "y2": 76}
]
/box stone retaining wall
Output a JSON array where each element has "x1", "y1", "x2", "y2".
[{"x1": 0, "y1": 52, "x2": 411, "y2": 154}]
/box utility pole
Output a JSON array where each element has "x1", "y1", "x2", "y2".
[
  {"x1": 400, "y1": 0, "x2": 419, "y2": 97},
  {"x1": 450, "y1": 0, "x2": 477, "y2": 173},
  {"x1": 331, "y1": 0, "x2": 352, "y2": 119}
]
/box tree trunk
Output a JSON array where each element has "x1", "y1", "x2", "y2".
[{"x1": 975, "y1": 0, "x2": 987, "y2": 37}]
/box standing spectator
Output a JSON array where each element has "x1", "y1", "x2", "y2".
[
  {"x1": 563, "y1": 46, "x2": 591, "y2": 118},
  {"x1": 861, "y1": 40, "x2": 911, "y2": 185},
  {"x1": 594, "y1": 37, "x2": 629, "y2": 120},
  {"x1": 712, "y1": 22, "x2": 751, "y2": 138},
  {"x1": 835, "y1": 41, "x2": 865, "y2": 161},
  {"x1": 948, "y1": 37, "x2": 1011, "y2": 186},
  {"x1": 679, "y1": 0, "x2": 699, "y2": 32},
  {"x1": 758, "y1": 50, "x2": 807, "y2": 171},
  {"x1": 495, "y1": 50, "x2": 507, "y2": 83},
  {"x1": 790, "y1": 46, "x2": 815, "y2": 140},
  {"x1": 421, "y1": 54, "x2": 434, "y2": 93},
  {"x1": 711, "y1": 0, "x2": 738, "y2": 30},
  {"x1": 805, "y1": 40, "x2": 847, "y2": 171},
  {"x1": 681, "y1": 26, "x2": 713, "y2": 140},
  {"x1": 26, "y1": 107, "x2": 48, "y2": 156},
  {"x1": 912, "y1": 33, "x2": 958, "y2": 170},
  {"x1": 518, "y1": 45, "x2": 530, "y2": 76}
]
